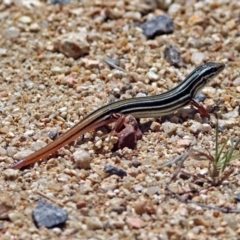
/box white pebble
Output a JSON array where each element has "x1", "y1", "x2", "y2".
[
  {"x1": 13, "y1": 149, "x2": 34, "y2": 159},
  {"x1": 168, "y1": 3, "x2": 182, "y2": 16},
  {"x1": 191, "y1": 52, "x2": 205, "y2": 65},
  {"x1": 222, "y1": 108, "x2": 239, "y2": 119},
  {"x1": 136, "y1": 92, "x2": 147, "y2": 98},
  {"x1": 162, "y1": 122, "x2": 177, "y2": 135},
  {"x1": 189, "y1": 122, "x2": 204, "y2": 134},
  {"x1": 147, "y1": 71, "x2": 159, "y2": 81},
  {"x1": 3, "y1": 169, "x2": 19, "y2": 180},
  {"x1": 18, "y1": 16, "x2": 32, "y2": 24},
  {"x1": 73, "y1": 149, "x2": 92, "y2": 169}
]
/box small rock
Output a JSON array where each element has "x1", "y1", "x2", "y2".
[
  {"x1": 188, "y1": 15, "x2": 206, "y2": 26},
  {"x1": 18, "y1": 16, "x2": 32, "y2": 24},
  {"x1": 168, "y1": 3, "x2": 182, "y2": 16},
  {"x1": 126, "y1": 217, "x2": 144, "y2": 229},
  {"x1": 177, "y1": 139, "x2": 192, "y2": 147},
  {"x1": 234, "y1": 193, "x2": 240, "y2": 202},
  {"x1": 50, "y1": 0, "x2": 70, "y2": 4},
  {"x1": 146, "y1": 186, "x2": 160, "y2": 196},
  {"x1": 191, "y1": 52, "x2": 205, "y2": 65},
  {"x1": 3, "y1": 27, "x2": 20, "y2": 39},
  {"x1": 189, "y1": 122, "x2": 204, "y2": 134},
  {"x1": 147, "y1": 71, "x2": 159, "y2": 81},
  {"x1": 164, "y1": 45, "x2": 185, "y2": 68},
  {"x1": 132, "y1": 161, "x2": 141, "y2": 168},
  {"x1": 13, "y1": 149, "x2": 34, "y2": 160},
  {"x1": 150, "y1": 121, "x2": 161, "y2": 132},
  {"x1": 57, "y1": 173, "x2": 69, "y2": 182},
  {"x1": 234, "y1": 37, "x2": 240, "y2": 52},
  {"x1": 116, "y1": 115, "x2": 142, "y2": 149},
  {"x1": 86, "y1": 217, "x2": 103, "y2": 230},
  {"x1": 0, "y1": 48, "x2": 7, "y2": 56},
  {"x1": 162, "y1": 121, "x2": 177, "y2": 135},
  {"x1": 29, "y1": 23, "x2": 40, "y2": 32},
  {"x1": 133, "y1": 200, "x2": 156, "y2": 215},
  {"x1": 222, "y1": 108, "x2": 239, "y2": 119},
  {"x1": 139, "y1": 15, "x2": 174, "y2": 39},
  {"x1": 0, "y1": 193, "x2": 15, "y2": 220},
  {"x1": 195, "y1": 92, "x2": 206, "y2": 102},
  {"x1": 233, "y1": 77, "x2": 240, "y2": 86},
  {"x1": 3, "y1": 169, "x2": 19, "y2": 181},
  {"x1": 0, "y1": 146, "x2": 7, "y2": 155},
  {"x1": 136, "y1": 92, "x2": 147, "y2": 98},
  {"x1": 32, "y1": 200, "x2": 68, "y2": 228},
  {"x1": 134, "y1": 184, "x2": 143, "y2": 192},
  {"x1": 103, "y1": 165, "x2": 127, "y2": 178},
  {"x1": 8, "y1": 212, "x2": 25, "y2": 227},
  {"x1": 81, "y1": 59, "x2": 100, "y2": 69},
  {"x1": 48, "y1": 129, "x2": 59, "y2": 140},
  {"x1": 73, "y1": 149, "x2": 92, "y2": 169},
  {"x1": 105, "y1": 8, "x2": 125, "y2": 20},
  {"x1": 54, "y1": 32, "x2": 90, "y2": 59}
]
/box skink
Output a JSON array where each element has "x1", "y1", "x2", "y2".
[{"x1": 11, "y1": 62, "x2": 225, "y2": 169}]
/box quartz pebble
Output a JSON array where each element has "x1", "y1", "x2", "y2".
[
  {"x1": 3, "y1": 169, "x2": 19, "y2": 181},
  {"x1": 191, "y1": 52, "x2": 205, "y2": 65},
  {"x1": 162, "y1": 121, "x2": 177, "y2": 135},
  {"x1": 189, "y1": 122, "x2": 205, "y2": 134},
  {"x1": 73, "y1": 150, "x2": 92, "y2": 169}
]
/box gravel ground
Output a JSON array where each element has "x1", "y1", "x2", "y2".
[{"x1": 1, "y1": 0, "x2": 240, "y2": 239}]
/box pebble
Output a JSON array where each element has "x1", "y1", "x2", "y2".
[
  {"x1": 0, "y1": 48, "x2": 7, "y2": 56},
  {"x1": 134, "y1": 200, "x2": 155, "y2": 215},
  {"x1": 222, "y1": 108, "x2": 239, "y2": 119},
  {"x1": 103, "y1": 165, "x2": 127, "y2": 178},
  {"x1": 3, "y1": 27, "x2": 20, "y2": 39},
  {"x1": 50, "y1": 0, "x2": 70, "y2": 4},
  {"x1": 0, "y1": 193, "x2": 15, "y2": 220},
  {"x1": 0, "y1": 146, "x2": 7, "y2": 155},
  {"x1": 147, "y1": 71, "x2": 159, "y2": 81},
  {"x1": 73, "y1": 149, "x2": 92, "y2": 169},
  {"x1": 116, "y1": 115, "x2": 142, "y2": 149},
  {"x1": 150, "y1": 121, "x2": 161, "y2": 132},
  {"x1": 146, "y1": 186, "x2": 160, "y2": 196},
  {"x1": 57, "y1": 173, "x2": 69, "y2": 182},
  {"x1": 29, "y1": 23, "x2": 40, "y2": 32},
  {"x1": 3, "y1": 169, "x2": 19, "y2": 181},
  {"x1": 234, "y1": 36, "x2": 240, "y2": 52},
  {"x1": 139, "y1": 15, "x2": 174, "y2": 39},
  {"x1": 168, "y1": 3, "x2": 182, "y2": 16},
  {"x1": 86, "y1": 217, "x2": 103, "y2": 230},
  {"x1": 189, "y1": 122, "x2": 205, "y2": 134},
  {"x1": 32, "y1": 200, "x2": 68, "y2": 228},
  {"x1": 54, "y1": 32, "x2": 90, "y2": 59},
  {"x1": 8, "y1": 212, "x2": 25, "y2": 227},
  {"x1": 177, "y1": 139, "x2": 192, "y2": 147},
  {"x1": 126, "y1": 217, "x2": 144, "y2": 229},
  {"x1": 191, "y1": 52, "x2": 205, "y2": 65},
  {"x1": 162, "y1": 121, "x2": 177, "y2": 135},
  {"x1": 164, "y1": 45, "x2": 185, "y2": 68},
  {"x1": 18, "y1": 16, "x2": 32, "y2": 24},
  {"x1": 13, "y1": 149, "x2": 34, "y2": 160},
  {"x1": 233, "y1": 77, "x2": 240, "y2": 86}
]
